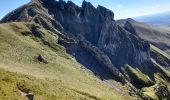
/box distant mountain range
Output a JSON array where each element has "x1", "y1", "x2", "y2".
[{"x1": 134, "y1": 11, "x2": 170, "y2": 27}]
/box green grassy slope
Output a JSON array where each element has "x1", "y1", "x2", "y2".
[
  {"x1": 150, "y1": 44, "x2": 170, "y2": 60},
  {"x1": 122, "y1": 64, "x2": 154, "y2": 89},
  {"x1": 0, "y1": 22, "x2": 133, "y2": 100}
]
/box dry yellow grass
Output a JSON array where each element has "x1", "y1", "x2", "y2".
[{"x1": 0, "y1": 22, "x2": 134, "y2": 100}]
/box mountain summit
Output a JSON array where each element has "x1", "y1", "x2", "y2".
[{"x1": 0, "y1": 0, "x2": 170, "y2": 99}]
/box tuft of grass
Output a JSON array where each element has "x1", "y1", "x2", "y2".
[{"x1": 142, "y1": 85, "x2": 159, "y2": 100}]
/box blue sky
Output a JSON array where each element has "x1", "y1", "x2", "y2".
[{"x1": 0, "y1": 0, "x2": 170, "y2": 19}]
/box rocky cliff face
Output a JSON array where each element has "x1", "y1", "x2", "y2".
[
  {"x1": 117, "y1": 18, "x2": 170, "y2": 55},
  {"x1": 1, "y1": 0, "x2": 170, "y2": 99},
  {"x1": 117, "y1": 19, "x2": 170, "y2": 70},
  {"x1": 1, "y1": 0, "x2": 153, "y2": 70}
]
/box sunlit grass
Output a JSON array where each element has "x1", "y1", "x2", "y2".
[{"x1": 0, "y1": 22, "x2": 133, "y2": 100}]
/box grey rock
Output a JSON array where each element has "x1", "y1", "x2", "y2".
[
  {"x1": 37, "y1": 54, "x2": 48, "y2": 64},
  {"x1": 155, "y1": 83, "x2": 170, "y2": 100}
]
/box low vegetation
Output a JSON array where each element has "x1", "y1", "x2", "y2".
[
  {"x1": 0, "y1": 22, "x2": 133, "y2": 100},
  {"x1": 122, "y1": 64, "x2": 154, "y2": 89}
]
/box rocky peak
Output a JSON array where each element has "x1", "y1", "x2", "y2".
[
  {"x1": 81, "y1": 1, "x2": 96, "y2": 17},
  {"x1": 67, "y1": 1, "x2": 77, "y2": 8},
  {"x1": 97, "y1": 5, "x2": 114, "y2": 20},
  {"x1": 116, "y1": 18, "x2": 136, "y2": 27},
  {"x1": 126, "y1": 18, "x2": 136, "y2": 22},
  {"x1": 124, "y1": 21, "x2": 138, "y2": 36},
  {"x1": 65, "y1": 1, "x2": 80, "y2": 13},
  {"x1": 82, "y1": 0, "x2": 95, "y2": 9},
  {"x1": 31, "y1": 0, "x2": 56, "y2": 5}
]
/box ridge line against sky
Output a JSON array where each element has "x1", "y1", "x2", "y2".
[{"x1": 0, "y1": 0, "x2": 170, "y2": 20}]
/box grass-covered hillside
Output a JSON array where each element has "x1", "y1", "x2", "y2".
[{"x1": 0, "y1": 22, "x2": 134, "y2": 100}]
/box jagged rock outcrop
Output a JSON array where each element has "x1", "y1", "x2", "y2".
[
  {"x1": 37, "y1": 54, "x2": 48, "y2": 64},
  {"x1": 117, "y1": 19, "x2": 170, "y2": 70},
  {"x1": 1, "y1": 0, "x2": 153, "y2": 70},
  {"x1": 117, "y1": 18, "x2": 170, "y2": 55},
  {"x1": 1, "y1": 1, "x2": 170, "y2": 99},
  {"x1": 58, "y1": 35, "x2": 127, "y2": 83},
  {"x1": 155, "y1": 82, "x2": 170, "y2": 100},
  {"x1": 124, "y1": 20, "x2": 138, "y2": 36}
]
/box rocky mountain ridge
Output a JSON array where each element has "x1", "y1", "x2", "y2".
[
  {"x1": 1, "y1": 0, "x2": 153, "y2": 71},
  {"x1": 117, "y1": 18, "x2": 170, "y2": 54},
  {"x1": 1, "y1": 0, "x2": 170, "y2": 99}
]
